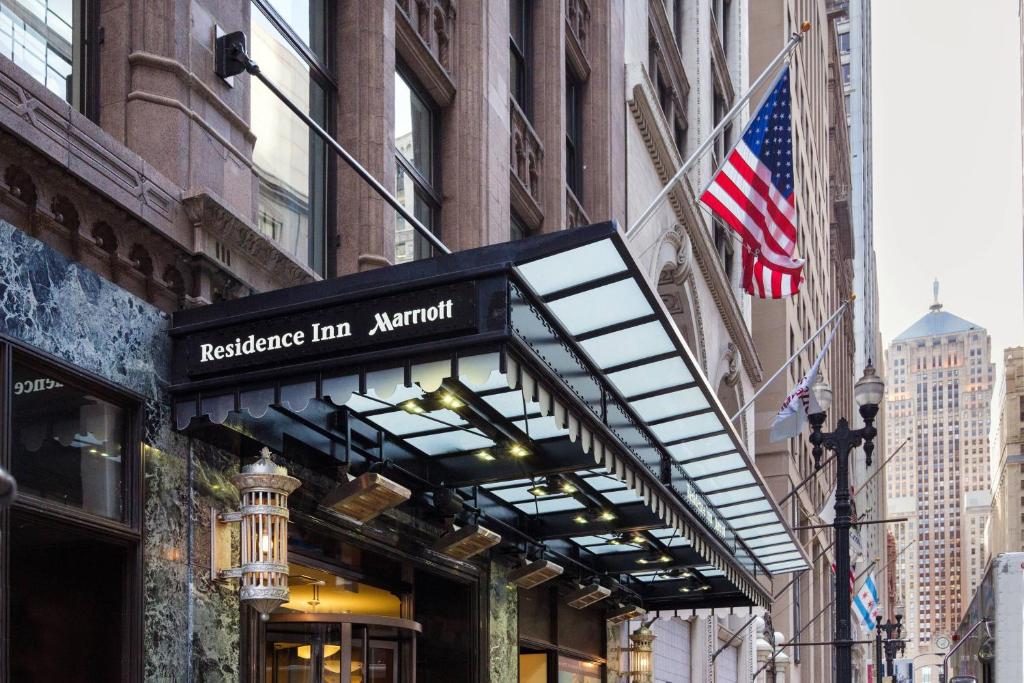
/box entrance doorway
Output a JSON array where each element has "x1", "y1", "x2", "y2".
[{"x1": 264, "y1": 616, "x2": 414, "y2": 683}]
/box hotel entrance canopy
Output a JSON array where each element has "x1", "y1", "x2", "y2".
[{"x1": 169, "y1": 222, "x2": 808, "y2": 610}]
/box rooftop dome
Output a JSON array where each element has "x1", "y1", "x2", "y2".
[{"x1": 893, "y1": 279, "x2": 982, "y2": 341}]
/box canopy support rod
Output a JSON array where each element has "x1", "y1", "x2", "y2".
[
  {"x1": 731, "y1": 298, "x2": 852, "y2": 423},
  {"x1": 215, "y1": 31, "x2": 451, "y2": 257},
  {"x1": 626, "y1": 24, "x2": 810, "y2": 238}
]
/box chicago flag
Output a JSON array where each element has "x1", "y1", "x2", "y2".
[{"x1": 700, "y1": 66, "x2": 804, "y2": 298}]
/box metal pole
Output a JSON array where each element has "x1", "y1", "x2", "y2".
[
  {"x1": 222, "y1": 38, "x2": 451, "y2": 257},
  {"x1": 940, "y1": 619, "x2": 989, "y2": 683},
  {"x1": 731, "y1": 298, "x2": 852, "y2": 423},
  {"x1": 875, "y1": 627, "x2": 884, "y2": 683},
  {"x1": 834, "y1": 429, "x2": 854, "y2": 683},
  {"x1": 626, "y1": 24, "x2": 811, "y2": 238}
]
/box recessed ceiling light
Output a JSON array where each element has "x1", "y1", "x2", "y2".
[
  {"x1": 508, "y1": 443, "x2": 530, "y2": 458},
  {"x1": 596, "y1": 510, "x2": 616, "y2": 522},
  {"x1": 401, "y1": 400, "x2": 425, "y2": 414},
  {"x1": 573, "y1": 514, "x2": 589, "y2": 525},
  {"x1": 528, "y1": 483, "x2": 551, "y2": 497},
  {"x1": 475, "y1": 450, "x2": 496, "y2": 461}
]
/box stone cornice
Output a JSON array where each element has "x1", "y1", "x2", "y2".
[
  {"x1": 627, "y1": 63, "x2": 763, "y2": 384},
  {"x1": 183, "y1": 190, "x2": 319, "y2": 291}
]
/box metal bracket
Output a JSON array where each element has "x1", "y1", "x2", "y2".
[{"x1": 210, "y1": 506, "x2": 243, "y2": 581}]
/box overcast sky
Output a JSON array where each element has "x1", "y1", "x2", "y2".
[{"x1": 873, "y1": 0, "x2": 1024, "y2": 360}]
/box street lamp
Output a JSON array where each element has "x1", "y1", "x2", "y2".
[
  {"x1": 625, "y1": 621, "x2": 656, "y2": 683},
  {"x1": 880, "y1": 602, "x2": 906, "y2": 678},
  {"x1": 808, "y1": 361, "x2": 884, "y2": 683}
]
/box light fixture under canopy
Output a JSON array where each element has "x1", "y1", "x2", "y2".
[
  {"x1": 321, "y1": 471, "x2": 411, "y2": 523},
  {"x1": 508, "y1": 559, "x2": 564, "y2": 589},
  {"x1": 434, "y1": 523, "x2": 502, "y2": 561}
]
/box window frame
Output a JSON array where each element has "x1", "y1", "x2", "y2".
[
  {"x1": 394, "y1": 62, "x2": 442, "y2": 262},
  {"x1": 250, "y1": 0, "x2": 338, "y2": 277},
  {"x1": 565, "y1": 68, "x2": 583, "y2": 199},
  {"x1": 0, "y1": 334, "x2": 144, "y2": 682},
  {"x1": 509, "y1": 0, "x2": 532, "y2": 118}
]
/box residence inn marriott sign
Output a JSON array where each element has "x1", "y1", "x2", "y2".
[{"x1": 184, "y1": 283, "x2": 478, "y2": 375}]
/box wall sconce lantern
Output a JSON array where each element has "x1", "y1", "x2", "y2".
[
  {"x1": 212, "y1": 447, "x2": 301, "y2": 618},
  {"x1": 626, "y1": 622, "x2": 656, "y2": 683}
]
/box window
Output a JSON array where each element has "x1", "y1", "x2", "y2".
[
  {"x1": 672, "y1": 0, "x2": 685, "y2": 49},
  {"x1": 714, "y1": 223, "x2": 735, "y2": 282},
  {"x1": 509, "y1": 0, "x2": 531, "y2": 116},
  {"x1": 250, "y1": 0, "x2": 331, "y2": 275},
  {"x1": 566, "y1": 69, "x2": 583, "y2": 198},
  {"x1": 0, "y1": 0, "x2": 97, "y2": 116},
  {"x1": 394, "y1": 68, "x2": 440, "y2": 263},
  {"x1": 838, "y1": 32, "x2": 850, "y2": 54},
  {"x1": 511, "y1": 211, "x2": 529, "y2": 241},
  {"x1": 2, "y1": 344, "x2": 142, "y2": 681},
  {"x1": 841, "y1": 62, "x2": 851, "y2": 86}
]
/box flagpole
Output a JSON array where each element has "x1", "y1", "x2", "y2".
[
  {"x1": 730, "y1": 297, "x2": 853, "y2": 423},
  {"x1": 626, "y1": 21, "x2": 811, "y2": 239}
]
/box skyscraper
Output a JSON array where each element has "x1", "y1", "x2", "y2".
[{"x1": 884, "y1": 285, "x2": 994, "y2": 667}]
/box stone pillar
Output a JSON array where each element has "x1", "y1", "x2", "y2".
[
  {"x1": 336, "y1": 0, "x2": 398, "y2": 274},
  {"x1": 530, "y1": 0, "x2": 566, "y2": 232}
]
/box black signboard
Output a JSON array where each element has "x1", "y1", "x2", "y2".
[{"x1": 182, "y1": 282, "x2": 479, "y2": 376}]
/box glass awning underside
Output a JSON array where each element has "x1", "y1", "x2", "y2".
[{"x1": 169, "y1": 222, "x2": 807, "y2": 610}]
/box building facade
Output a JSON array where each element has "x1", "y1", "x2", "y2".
[
  {"x1": 0, "y1": 1, "x2": 836, "y2": 682},
  {"x1": 987, "y1": 346, "x2": 1024, "y2": 558},
  {"x1": 960, "y1": 489, "x2": 991, "y2": 608},
  {"x1": 745, "y1": 1, "x2": 859, "y2": 681},
  {"x1": 884, "y1": 292, "x2": 994, "y2": 670}
]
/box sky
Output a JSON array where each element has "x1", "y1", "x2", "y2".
[{"x1": 873, "y1": 0, "x2": 1024, "y2": 360}]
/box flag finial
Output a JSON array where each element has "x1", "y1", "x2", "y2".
[{"x1": 800, "y1": 20, "x2": 812, "y2": 33}]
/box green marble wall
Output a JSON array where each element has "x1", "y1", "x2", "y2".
[
  {"x1": 0, "y1": 223, "x2": 243, "y2": 682},
  {"x1": 489, "y1": 562, "x2": 519, "y2": 683}
]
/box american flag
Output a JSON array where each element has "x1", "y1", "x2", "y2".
[{"x1": 700, "y1": 67, "x2": 804, "y2": 298}]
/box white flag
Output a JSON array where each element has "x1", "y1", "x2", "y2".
[
  {"x1": 769, "y1": 320, "x2": 840, "y2": 442},
  {"x1": 818, "y1": 487, "x2": 836, "y2": 526}
]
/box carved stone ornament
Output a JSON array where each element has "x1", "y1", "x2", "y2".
[
  {"x1": 722, "y1": 342, "x2": 740, "y2": 387},
  {"x1": 661, "y1": 224, "x2": 692, "y2": 284}
]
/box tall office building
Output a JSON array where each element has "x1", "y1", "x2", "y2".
[
  {"x1": 987, "y1": 347, "x2": 1024, "y2": 557},
  {"x1": 884, "y1": 290, "x2": 994, "y2": 669}
]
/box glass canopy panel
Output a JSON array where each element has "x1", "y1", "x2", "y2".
[
  {"x1": 721, "y1": 501, "x2": 773, "y2": 519},
  {"x1": 694, "y1": 471, "x2": 756, "y2": 493},
  {"x1": 768, "y1": 560, "x2": 808, "y2": 571},
  {"x1": 363, "y1": 409, "x2": 470, "y2": 436},
  {"x1": 650, "y1": 413, "x2": 725, "y2": 443},
  {"x1": 629, "y1": 387, "x2": 707, "y2": 422},
  {"x1": 486, "y1": 485, "x2": 544, "y2": 503},
  {"x1": 482, "y1": 391, "x2": 537, "y2": 418},
  {"x1": 732, "y1": 513, "x2": 779, "y2": 529},
  {"x1": 763, "y1": 551, "x2": 803, "y2": 564},
  {"x1": 683, "y1": 453, "x2": 745, "y2": 478},
  {"x1": 344, "y1": 387, "x2": 422, "y2": 413},
  {"x1": 669, "y1": 434, "x2": 737, "y2": 461},
  {"x1": 743, "y1": 534, "x2": 791, "y2": 549},
  {"x1": 546, "y1": 280, "x2": 651, "y2": 336},
  {"x1": 706, "y1": 486, "x2": 761, "y2": 506},
  {"x1": 604, "y1": 489, "x2": 644, "y2": 505},
  {"x1": 649, "y1": 528, "x2": 691, "y2": 546},
  {"x1": 579, "y1": 323, "x2": 675, "y2": 368},
  {"x1": 580, "y1": 473, "x2": 628, "y2": 492},
  {"x1": 580, "y1": 542, "x2": 643, "y2": 555},
  {"x1": 738, "y1": 523, "x2": 786, "y2": 539},
  {"x1": 515, "y1": 497, "x2": 585, "y2": 514},
  {"x1": 517, "y1": 239, "x2": 626, "y2": 296},
  {"x1": 512, "y1": 416, "x2": 570, "y2": 440},
  {"x1": 606, "y1": 358, "x2": 693, "y2": 398},
  {"x1": 404, "y1": 430, "x2": 494, "y2": 455}
]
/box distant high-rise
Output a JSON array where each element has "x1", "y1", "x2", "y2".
[{"x1": 885, "y1": 285, "x2": 994, "y2": 668}]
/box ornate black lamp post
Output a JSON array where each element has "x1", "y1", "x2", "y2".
[
  {"x1": 808, "y1": 362, "x2": 885, "y2": 683},
  {"x1": 878, "y1": 606, "x2": 906, "y2": 679}
]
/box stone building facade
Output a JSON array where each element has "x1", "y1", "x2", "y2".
[{"x1": 987, "y1": 347, "x2": 1024, "y2": 558}]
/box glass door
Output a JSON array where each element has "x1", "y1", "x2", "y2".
[
  {"x1": 264, "y1": 619, "x2": 409, "y2": 683},
  {"x1": 350, "y1": 630, "x2": 397, "y2": 683}
]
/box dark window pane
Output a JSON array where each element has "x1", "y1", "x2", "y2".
[
  {"x1": 511, "y1": 212, "x2": 529, "y2": 241},
  {"x1": 566, "y1": 72, "x2": 582, "y2": 196},
  {"x1": 10, "y1": 513, "x2": 127, "y2": 682},
  {"x1": 11, "y1": 360, "x2": 126, "y2": 520},
  {"x1": 251, "y1": 4, "x2": 328, "y2": 274},
  {"x1": 509, "y1": 0, "x2": 529, "y2": 114},
  {"x1": 395, "y1": 165, "x2": 435, "y2": 263}
]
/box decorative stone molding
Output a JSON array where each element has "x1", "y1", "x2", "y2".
[
  {"x1": 722, "y1": 342, "x2": 741, "y2": 388},
  {"x1": 565, "y1": 186, "x2": 588, "y2": 228},
  {"x1": 183, "y1": 190, "x2": 318, "y2": 292},
  {"x1": 627, "y1": 63, "x2": 763, "y2": 384},
  {"x1": 565, "y1": 0, "x2": 591, "y2": 80},
  {"x1": 648, "y1": 0, "x2": 691, "y2": 105},
  {"x1": 708, "y1": 12, "x2": 735, "y2": 104},
  {"x1": 510, "y1": 98, "x2": 544, "y2": 229},
  {"x1": 395, "y1": 0, "x2": 457, "y2": 106}
]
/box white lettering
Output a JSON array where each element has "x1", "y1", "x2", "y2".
[{"x1": 201, "y1": 343, "x2": 214, "y2": 362}]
